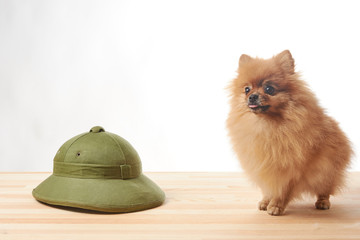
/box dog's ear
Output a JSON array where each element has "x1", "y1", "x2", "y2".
[
  {"x1": 239, "y1": 54, "x2": 252, "y2": 65},
  {"x1": 275, "y1": 50, "x2": 295, "y2": 74}
]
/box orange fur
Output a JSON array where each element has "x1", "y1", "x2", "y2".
[{"x1": 226, "y1": 50, "x2": 352, "y2": 216}]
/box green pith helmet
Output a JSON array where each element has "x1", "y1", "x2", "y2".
[{"x1": 32, "y1": 126, "x2": 165, "y2": 213}]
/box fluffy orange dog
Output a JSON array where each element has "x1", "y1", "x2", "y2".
[{"x1": 227, "y1": 50, "x2": 352, "y2": 216}]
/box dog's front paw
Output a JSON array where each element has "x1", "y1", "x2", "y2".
[
  {"x1": 267, "y1": 205, "x2": 284, "y2": 216},
  {"x1": 258, "y1": 199, "x2": 270, "y2": 211}
]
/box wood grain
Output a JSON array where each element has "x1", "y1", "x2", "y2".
[{"x1": 1, "y1": 172, "x2": 359, "y2": 240}]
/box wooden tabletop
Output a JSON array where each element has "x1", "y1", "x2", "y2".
[{"x1": 1, "y1": 172, "x2": 359, "y2": 240}]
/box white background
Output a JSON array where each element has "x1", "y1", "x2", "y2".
[{"x1": 0, "y1": 0, "x2": 359, "y2": 172}]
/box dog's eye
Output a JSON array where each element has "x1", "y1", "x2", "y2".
[
  {"x1": 245, "y1": 87, "x2": 251, "y2": 94},
  {"x1": 264, "y1": 85, "x2": 275, "y2": 95}
]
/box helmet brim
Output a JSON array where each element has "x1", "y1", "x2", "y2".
[{"x1": 32, "y1": 174, "x2": 165, "y2": 213}]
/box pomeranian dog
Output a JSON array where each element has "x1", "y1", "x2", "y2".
[{"x1": 227, "y1": 50, "x2": 352, "y2": 216}]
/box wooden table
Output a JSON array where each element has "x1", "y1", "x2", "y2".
[{"x1": 1, "y1": 172, "x2": 359, "y2": 240}]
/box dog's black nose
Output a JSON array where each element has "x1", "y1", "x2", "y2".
[{"x1": 249, "y1": 94, "x2": 259, "y2": 103}]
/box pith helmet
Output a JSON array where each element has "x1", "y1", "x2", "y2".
[{"x1": 32, "y1": 126, "x2": 165, "y2": 212}]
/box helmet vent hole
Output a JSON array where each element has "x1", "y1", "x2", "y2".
[
  {"x1": 90, "y1": 126, "x2": 105, "y2": 133},
  {"x1": 77, "y1": 152, "x2": 81, "y2": 157}
]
